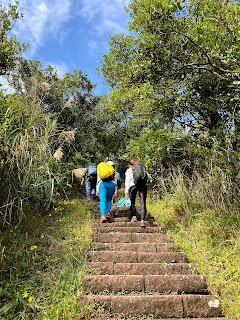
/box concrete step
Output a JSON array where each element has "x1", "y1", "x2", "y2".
[
  {"x1": 83, "y1": 274, "x2": 207, "y2": 293},
  {"x1": 94, "y1": 242, "x2": 179, "y2": 252},
  {"x1": 93, "y1": 232, "x2": 172, "y2": 243},
  {"x1": 88, "y1": 213, "x2": 226, "y2": 320},
  {"x1": 79, "y1": 294, "x2": 223, "y2": 318},
  {"x1": 92, "y1": 221, "x2": 160, "y2": 227},
  {"x1": 93, "y1": 226, "x2": 166, "y2": 233},
  {"x1": 89, "y1": 262, "x2": 196, "y2": 275},
  {"x1": 92, "y1": 217, "x2": 130, "y2": 223},
  {"x1": 92, "y1": 207, "x2": 132, "y2": 219},
  {"x1": 88, "y1": 251, "x2": 188, "y2": 263},
  {"x1": 88, "y1": 318, "x2": 229, "y2": 320},
  {"x1": 92, "y1": 206, "x2": 153, "y2": 220}
]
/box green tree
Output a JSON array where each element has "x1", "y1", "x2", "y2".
[
  {"x1": 98, "y1": 0, "x2": 240, "y2": 136},
  {"x1": 0, "y1": 1, "x2": 28, "y2": 75}
]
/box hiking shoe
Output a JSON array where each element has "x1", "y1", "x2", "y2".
[
  {"x1": 106, "y1": 212, "x2": 113, "y2": 220},
  {"x1": 100, "y1": 215, "x2": 107, "y2": 224},
  {"x1": 131, "y1": 216, "x2": 138, "y2": 222},
  {"x1": 140, "y1": 220, "x2": 146, "y2": 228}
]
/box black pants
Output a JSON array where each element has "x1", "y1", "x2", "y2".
[{"x1": 129, "y1": 184, "x2": 147, "y2": 220}]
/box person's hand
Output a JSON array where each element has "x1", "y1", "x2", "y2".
[
  {"x1": 125, "y1": 194, "x2": 129, "y2": 199},
  {"x1": 112, "y1": 193, "x2": 117, "y2": 199}
]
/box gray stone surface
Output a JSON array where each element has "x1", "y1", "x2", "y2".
[
  {"x1": 183, "y1": 295, "x2": 223, "y2": 318},
  {"x1": 111, "y1": 295, "x2": 183, "y2": 318},
  {"x1": 82, "y1": 206, "x2": 226, "y2": 319},
  {"x1": 83, "y1": 275, "x2": 144, "y2": 293},
  {"x1": 88, "y1": 250, "x2": 137, "y2": 263},
  {"x1": 114, "y1": 262, "x2": 195, "y2": 275},
  {"x1": 145, "y1": 274, "x2": 207, "y2": 293},
  {"x1": 137, "y1": 251, "x2": 188, "y2": 263}
]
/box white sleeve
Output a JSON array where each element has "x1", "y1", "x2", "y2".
[
  {"x1": 125, "y1": 169, "x2": 130, "y2": 194},
  {"x1": 147, "y1": 172, "x2": 152, "y2": 180},
  {"x1": 114, "y1": 173, "x2": 118, "y2": 194},
  {"x1": 96, "y1": 175, "x2": 102, "y2": 193}
]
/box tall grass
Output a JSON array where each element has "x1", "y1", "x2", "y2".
[
  {"x1": 149, "y1": 165, "x2": 240, "y2": 319},
  {"x1": 159, "y1": 165, "x2": 240, "y2": 238},
  {"x1": 0, "y1": 88, "x2": 58, "y2": 227}
]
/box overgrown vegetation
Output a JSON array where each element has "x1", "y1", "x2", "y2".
[
  {"x1": 1, "y1": 0, "x2": 240, "y2": 318},
  {"x1": 148, "y1": 167, "x2": 240, "y2": 319},
  {"x1": 0, "y1": 90, "x2": 57, "y2": 225},
  {"x1": 0, "y1": 199, "x2": 95, "y2": 319}
]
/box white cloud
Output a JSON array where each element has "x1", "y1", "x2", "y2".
[
  {"x1": 1, "y1": 0, "x2": 130, "y2": 57},
  {"x1": 79, "y1": 0, "x2": 131, "y2": 35},
  {"x1": 1, "y1": 0, "x2": 131, "y2": 94},
  {"x1": 38, "y1": 61, "x2": 69, "y2": 78},
  {"x1": 2, "y1": 0, "x2": 72, "y2": 56},
  {"x1": 0, "y1": 76, "x2": 15, "y2": 94},
  {"x1": 78, "y1": 0, "x2": 131, "y2": 57},
  {"x1": 46, "y1": 62, "x2": 70, "y2": 78}
]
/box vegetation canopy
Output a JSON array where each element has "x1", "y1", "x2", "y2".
[{"x1": 0, "y1": 0, "x2": 240, "y2": 319}]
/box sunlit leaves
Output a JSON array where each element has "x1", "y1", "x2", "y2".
[
  {"x1": 99, "y1": 0, "x2": 240, "y2": 137},
  {"x1": 0, "y1": 1, "x2": 28, "y2": 75}
]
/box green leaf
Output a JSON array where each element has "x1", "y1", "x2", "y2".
[{"x1": 0, "y1": 301, "x2": 19, "y2": 314}]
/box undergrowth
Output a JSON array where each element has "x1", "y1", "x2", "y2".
[
  {"x1": 148, "y1": 174, "x2": 240, "y2": 320},
  {"x1": 0, "y1": 199, "x2": 97, "y2": 319}
]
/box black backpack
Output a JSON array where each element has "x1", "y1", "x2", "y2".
[{"x1": 132, "y1": 164, "x2": 147, "y2": 186}]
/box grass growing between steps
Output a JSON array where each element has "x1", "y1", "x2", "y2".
[
  {"x1": 148, "y1": 195, "x2": 240, "y2": 320},
  {"x1": 0, "y1": 199, "x2": 99, "y2": 320}
]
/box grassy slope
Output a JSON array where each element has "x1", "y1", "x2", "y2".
[
  {"x1": 1, "y1": 195, "x2": 239, "y2": 319},
  {"x1": 0, "y1": 199, "x2": 96, "y2": 320},
  {"x1": 148, "y1": 196, "x2": 240, "y2": 320}
]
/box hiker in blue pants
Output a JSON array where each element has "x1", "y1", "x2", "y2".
[
  {"x1": 81, "y1": 162, "x2": 97, "y2": 200},
  {"x1": 96, "y1": 162, "x2": 117, "y2": 224},
  {"x1": 107, "y1": 161, "x2": 121, "y2": 204},
  {"x1": 97, "y1": 181, "x2": 116, "y2": 223}
]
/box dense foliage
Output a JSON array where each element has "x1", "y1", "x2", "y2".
[
  {"x1": 97, "y1": 3, "x2": 240, "y2": 317},
  {"x1": 0, "y1": 1, "x2": 28, "y2": 75},
  {"x1": 1, "y1": 0, "x2": 240, "y2": 319},
  {"x1": 1, "y1": 0, "x2": 240, "y2": 223},
  {"x1": 0, "y1": 3, "x2": 103, "y2": 226},
  {"x1": 97, "y1": 0, "x2": 240, "y2": 186},
  {"x1": 99, "y1": 0, "x2": 240, "y2": 133}
]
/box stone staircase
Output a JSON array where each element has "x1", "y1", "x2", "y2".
[{"x1": 81, "y1": 205, "x2": 229, "y2": 319}]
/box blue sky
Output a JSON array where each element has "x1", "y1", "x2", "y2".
[{"x1": 1, "y1": 0, "x2": 131, "y2": 95}]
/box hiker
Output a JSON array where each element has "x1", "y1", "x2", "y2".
[
  {"x1": 107, "y1": 161, "x2": 121, "y2": 189},
  {"x1": 96, "y1": 162, "x2": 117, "y2": 224},
  {"x1": 81, "y1": 162, "x2": 97, "y2": 200},
  {"x1": 125, "y1": 158, "x2": 151, "y2": 228}
]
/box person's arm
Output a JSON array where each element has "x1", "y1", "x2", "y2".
[
  {"x1": 147, "y1": 172, "x2": 152, "y2": 181},
  {"x1": 114, "y1": 176, "x2": 118, "y2": 195},
  {"x1": 81, "y1": 177, "x2": 85, "y2": 186},
  {"x1": 96, "y1": 176, "x2": 101, "y2": 196},
  {"x1": 81, "y1": 169, "x2": 88, "y2": 186},
  {"x1": 125, "y1": 169, "x2": 130, "y2": 198}
]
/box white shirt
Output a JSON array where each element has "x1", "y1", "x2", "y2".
[
  {"x1": 125, "y1": 168, "x2": 135, "y2": 194},
  {"x1": 125, "y1": 167, "x2": 152, "y2": 195}
]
